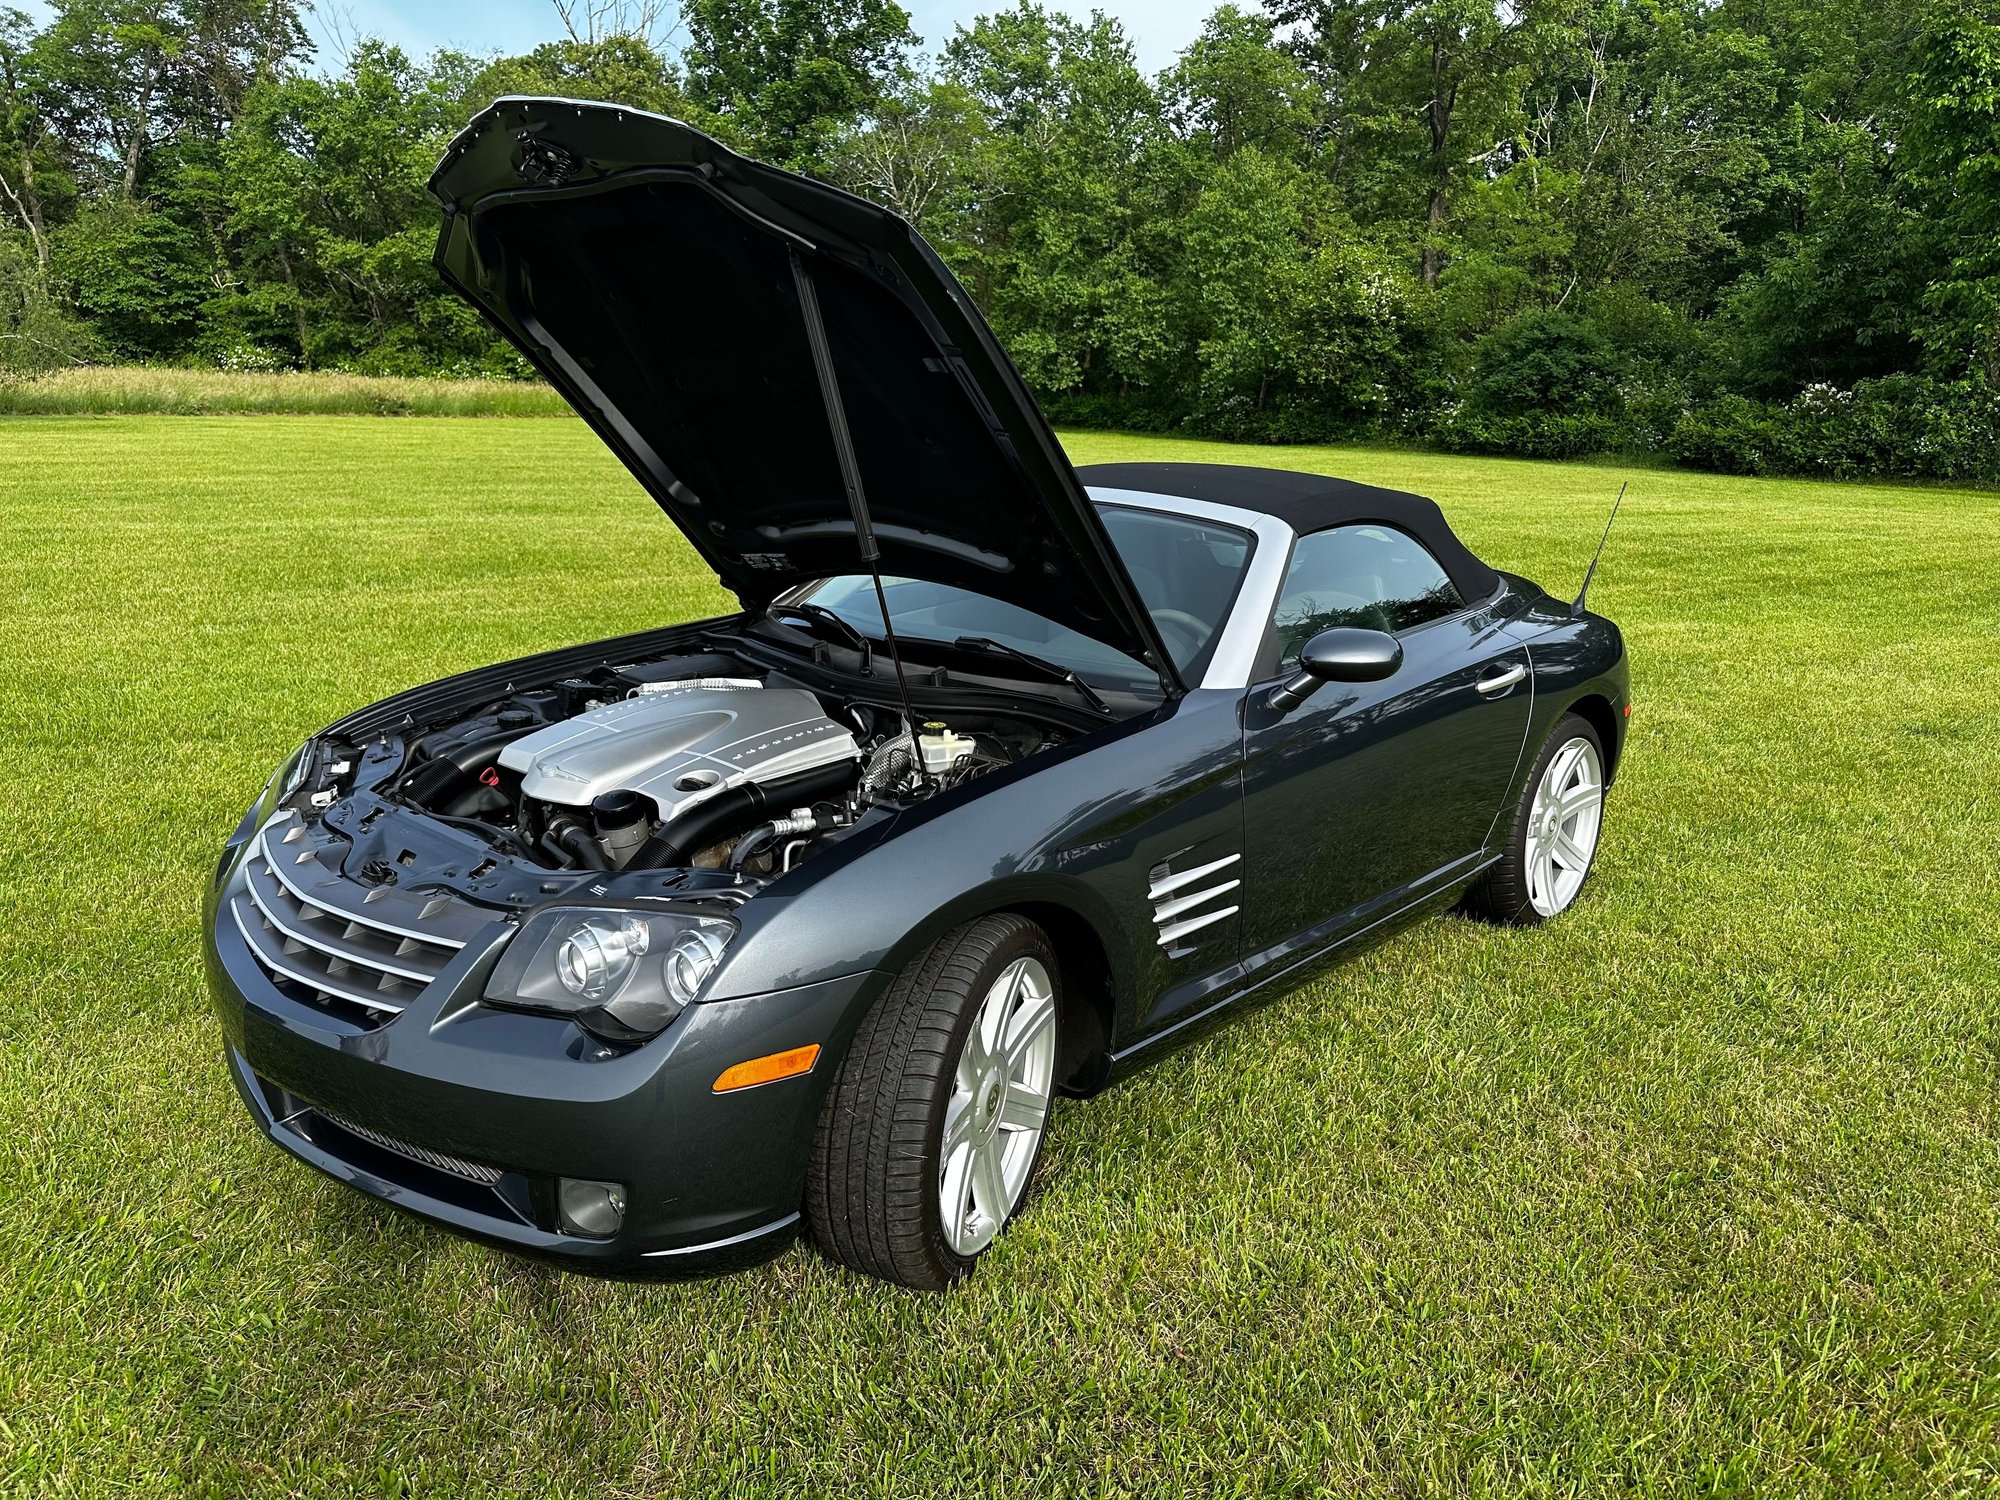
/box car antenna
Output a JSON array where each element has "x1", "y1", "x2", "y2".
[
  {"x1": 789, "y1": 247, "x2": 931, "y2": 789},
  {"x1": 1572, "y1": 481, "x2": 1628, "y2": 618}
]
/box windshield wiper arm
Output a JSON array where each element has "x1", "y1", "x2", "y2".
[
  {"x1": 764, "y1": 603, "x2": 873, "y2": 671},
  {"x1": 948, "y1": 636, "x2": 1113, "y2": 716}
]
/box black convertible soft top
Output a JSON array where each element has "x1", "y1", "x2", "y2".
[{"x1": 1079, "y1": 462, "x2": 1501, "y2": 604}]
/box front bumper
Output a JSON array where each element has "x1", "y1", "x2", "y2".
[{"x1": 204, "y1": 854, "x2": 879, "y2": 1279}]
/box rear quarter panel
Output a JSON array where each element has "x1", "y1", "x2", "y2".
[{"x1": 1503, "y1": 585, "x2": 1631, "y2": 800}]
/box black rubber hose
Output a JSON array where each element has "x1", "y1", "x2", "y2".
[
  {"x1": 626, "y1": 760, "x2": 855, "y2": 870},
  {"x1": 546, "y1": 817, "x2": 611, "y2": 870},
  {"x1": 727, "y1": 805, "x2": 844, "y2": 873},
  {"x1": 726, "y1": 825, "x2": 782, "y2": 873}
]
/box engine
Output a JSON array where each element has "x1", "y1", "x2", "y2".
[
  {"x1": 384, "y1": 663, "x2": 1043, "y2": 877},
  {"x1": 500, "y1": 684, "x2": 860, "y2": 824}
]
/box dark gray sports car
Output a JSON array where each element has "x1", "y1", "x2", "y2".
[{"x1": 203, "y1": 98, "x2": 1630, "y2": 1289}]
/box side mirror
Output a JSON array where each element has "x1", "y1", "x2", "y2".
[{"x1": 1268, "y1": 628, "x2": 1403, "y2": 712}]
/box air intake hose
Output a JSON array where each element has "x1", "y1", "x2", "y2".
[{"x1": 625, "y1": 760, "x2": 855, "y2": 871}]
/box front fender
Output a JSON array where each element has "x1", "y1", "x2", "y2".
[{"x1": 705, "y1": 690, "x2": 1252, "y2": 1051}]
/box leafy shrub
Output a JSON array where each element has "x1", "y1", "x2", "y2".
[
  {"x1": 1434, "y1": 406, "x2": 1627, "y2": 460},
  {"x1": 0, "y1": 238, "x2": 102, "y2": 373},
  {"x1": 1668, "y1": 376, "x2": 2000, "y2": 482},
  {"x1": 50, "y1": 205, "x2": 214, "y2": 361},
  {"x1": 1427, "y1": 310, "x2": 1631, "y2": 458},
  {"x1": 1466, "y1": 311, "x2": 1626, "y2": 419}
]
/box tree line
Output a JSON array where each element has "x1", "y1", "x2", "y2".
[{"x1": 5, "y1": 0, "x2": 2000, "y2": 482}]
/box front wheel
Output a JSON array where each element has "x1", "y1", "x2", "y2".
[
  {"x1": 806, "y1": 914, "x2": 1060, "y2": 1289},
  {"x1": 1462, "y1": 712, "x2": 1608, "y2": 926}
]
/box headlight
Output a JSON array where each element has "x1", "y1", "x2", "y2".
[
  {"x1": 556, "y1": 917, "x2": 650, "y2": 1001},
  {"x1": 217, "y1": 742, "x2": 314, "y2": 888},
  {"x1": 483, "y1": 905, "x2": 736, "y2": 1040},
  {"x1": 278, "y1": 741, "x2": 314, "y2": 801}
]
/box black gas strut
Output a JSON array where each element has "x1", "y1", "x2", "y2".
[{"x1": 788, "y1": 245, "x2": 931, "y2": 790}]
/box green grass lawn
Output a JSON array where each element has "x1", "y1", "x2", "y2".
[{"x1": 4, "y1": 416, "x2": 1998, "y2": 1497}]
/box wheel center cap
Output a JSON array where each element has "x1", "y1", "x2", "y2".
[{"x1": 976, "y1": 1068, "x2": 1006, "y2": 1136}]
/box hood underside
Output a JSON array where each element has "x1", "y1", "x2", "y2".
[{"x1": 428, "y1": 97, "x2": 1177, "y2": 688}]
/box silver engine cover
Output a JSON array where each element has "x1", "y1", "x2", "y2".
[{"x1": 497, "y1": 686, "x2": 859, "y2": 822}]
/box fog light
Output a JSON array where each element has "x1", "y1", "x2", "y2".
[{"x1": 558, "y1": 1177, "x2": 627, "y2": 1238}]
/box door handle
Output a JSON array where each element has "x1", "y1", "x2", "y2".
[{"x1": 1476, "y1": 663, "x2": 1527, "y2": 696}]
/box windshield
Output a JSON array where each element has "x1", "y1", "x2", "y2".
[{"x1": 789, "y1": 506, "x2": 1254, "y2": 690}]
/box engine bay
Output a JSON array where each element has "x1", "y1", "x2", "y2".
[{"x1": 294, "y1": 647, "x2": 1065, "y2": 892}]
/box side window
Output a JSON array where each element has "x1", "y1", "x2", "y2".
[{"x1": 1269, "y1": 524, "x2": 1465, "y2": 667}]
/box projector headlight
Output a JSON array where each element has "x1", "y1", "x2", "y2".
[
  {"x1": 484, "y1": 906, "x2": 736, "y2": 1040},
  {"x1": 555, "y1": 917, "x2": 650, "y2": 1002}
]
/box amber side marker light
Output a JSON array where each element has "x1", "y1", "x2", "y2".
[{"x1": 713, "y1": 1043, "x2": 822, "y2": 1093}]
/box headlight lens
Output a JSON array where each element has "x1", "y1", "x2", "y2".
[
  {"x1": 555, "y1": 917, "x2": 650, "y2": 1001},
  {"x1": 665, "y1": 924, "x2": 730, "y2": 1008},
  {"x1": 484, "y1": 906, "x2": 735, "y2": 1040},
  {"x1": 278, "y1": 741, "x2": 314, "y2": 801}
]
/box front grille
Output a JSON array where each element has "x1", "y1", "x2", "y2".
[
  {"x1": 315, "y1": 1109, "x2": 505, "y2": 1186},
  {"x1": 228, "y1": 811, "x2": 491, "y2": 1028},
  {"x1": 1149, "y1": 852, "x2": 1241, "y2": 954}
]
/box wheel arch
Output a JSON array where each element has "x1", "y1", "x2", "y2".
[
  {"x1": 1563, "y1": 692, "x2": 1623, "y2": 783},
  {"x1": 1008, "y1": 900, "x2": 1116, "y2": 1096},
  {"x1": 873, "y1": 887, "x2": 1124, "y2": 1098}
]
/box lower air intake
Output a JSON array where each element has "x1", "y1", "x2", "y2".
[{"x1": 317, "y1": 1110, "x2": 504, "y2": 1187}]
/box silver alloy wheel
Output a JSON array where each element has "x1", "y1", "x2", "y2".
[
  {"x1": 1526, "y1": 736, "x2": 1605, "y2": 918},
  {"x1": 938, "y1": 955, "x2": 1057, "y2": 1257}
]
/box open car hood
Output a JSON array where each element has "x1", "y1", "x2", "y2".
[{"x1": 428, "y1": 98, "x2": 1178, "y2": 690}]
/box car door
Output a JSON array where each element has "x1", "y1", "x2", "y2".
[{"x1": 1237, "y1": 523, "x2": 1533, "y2": 967}]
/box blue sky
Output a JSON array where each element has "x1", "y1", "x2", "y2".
[{"x1": 306, "y1": 1, "x2": 1216, "y2": 76}]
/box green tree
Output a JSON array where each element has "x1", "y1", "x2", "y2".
[
  {"x1": 32, "y1": 0, "x2": 303, "y2": 201},
  {"x1": 1273, "y1": 0, "x2": 1583, "y2": 284},
  {"x1": 1160, "y1": 5, "x2": 1318, "y2": 164},
  {"x1": 1907, "y1": 0, "x2": 2000, "y2": 381},
  {"x1": 0, "y1": 7, "x2": 65, "y2": 274},
  {"x1": 680, "y1": 0, "x2": 916, "y2": 171},
  {"x1": 467, "y1": 34, "x2": 691, "y2": 119},
  {"x1": 828, "y1": 78, "x2": 987, "y2": 237},
  {"x1": 50, "y1": 199, "x2": 209, "y2": 357},
  {"x1": 1177, "y1": 148, "x2": 1415, "y2": 438},
  {"x1": 941, "y1": 5, "x2": 1175, "y2": 403},
  {"x1": 220, "y1": 42, "x2": 499, "y2": 371}
]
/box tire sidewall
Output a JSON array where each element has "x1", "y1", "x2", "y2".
[
  {"x1": 919, "y1": 920, "x2": 1061, "y2": 1282},
  {"x1": 1500, "y1": 712, "x2": 1607, "y2": 925}
]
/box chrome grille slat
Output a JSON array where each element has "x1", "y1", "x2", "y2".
[
  {"x1": 1156, "y1": 904, "x2": 1239, "y2": 947},
  {"x1": 227, "y1": 812, "x2": 505, "y2": 1029},
  {"x1": 1151, "y1": 879, "x2": 1241, "y2": 925},
  {"x1": 1148, "y1": 853, "x2": 1240, "y2": 900},
  {"x1": 229, "y1": 897, "x2": 408, "y2": 1014},
  {"x1": 316, "y1": 1110, "x2": 504, "y2": 1186},
  {"x1": 255, "y1": 813, "x2": 475, "y2": 951},
  {"x1": 241, "y1": 864, "x2": 442, "y2": 983}
]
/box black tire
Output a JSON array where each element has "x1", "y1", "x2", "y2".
[
  {"x1": 805, "y1": 913, "x2": 1059, "y2": 1289},
  {"x1": 1461, "y1": 711, "x2": 1607, "y2": 928}
]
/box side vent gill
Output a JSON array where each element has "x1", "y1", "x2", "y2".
[{"x1": 1148, "y1": 852, "x2": 1241, "y2": 955}]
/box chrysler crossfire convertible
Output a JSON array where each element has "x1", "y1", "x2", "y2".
[{"x1": 204, "y1": 98, "x2": 1631, "y2": 1290}]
